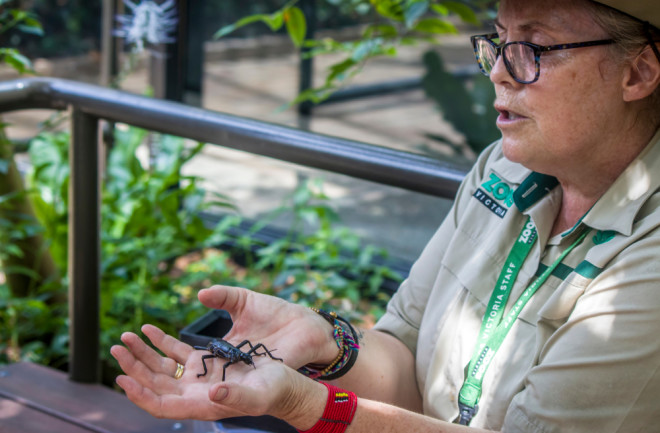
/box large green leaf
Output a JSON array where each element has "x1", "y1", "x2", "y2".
[
  {"x1": 413, "y1": 17, "x2": 457, "y2": 34},
  {"x1": 442, "y1": 1, "x2": 480, "y2": 25},
  {"x1": 373, "y1": 0, "x2": 405, "y2": 21},
  {"x1": 213, "y1": 12, "x2": 285, "y2": 39},
  {"x1": 403, "y1": 0, "x2": 429, "y2": 28},
  {"x1": 0, "y1": 48, "x2": 32, "y2": 74},
  {"x1": 17, "y1": 16, "x2": 44, "y2": 36},
  {"x1": 284, "y1": 6, "x2": 306, "y2": 47},
  {"x1": 362, "y1": 23, "x2": 399, "y2": 38}
]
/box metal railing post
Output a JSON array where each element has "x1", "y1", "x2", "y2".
[
  {"x1": 298, "y1": 0, "x2": 317, "y2": 116},
  {"x1": 68, "y1": 108, "x2": 101, "y2": 383},
  {"x1": 149, "y1": 0, "x2": 204, "y2": 105},
  {"x1": 100, "y1": 0, "x2": 120, "y2": 88}
]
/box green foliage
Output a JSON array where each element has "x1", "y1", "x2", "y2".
[
  {"x1": 0, "y1": 142, "x2": 67, "y2": 367},
  {"x1": 1, "y1": 127, "x2": 401, "y2": 372},
  {"x1": 27, "y1": 132, "x2": 70, "y2": 268},
  {"x1": 0, "y1": 47, "x2": 31, "y2": 73},
  {"x1": 0, "y1": 6, "x2": 43, "y2": 36},
  {"x1": 11, "y1": 0, "x2": 98, "y2": 58},
  {"x1": 0, "y1": 186, "x2": 43, "y2": 279},
  {"x1": 0, "y1": 281, "x2": 67, "y2": 366},
  {"x1": 215, "y1": 0, "x2": 489, "y2": 104},
  {"x1": 284, "y1": 6, "x2": 307, "y2": 47},
  {"x1": 0, "y1": 2, "x2": 61, "y2": 366},
  {"x1": 22, "y1": 127, "x2": 236, "y2": 366},
  {"x1": 421, "y1": 50, "x2": 499, "y2": 153},
  {"x1": 240, "y1": 178, "x2": 401, "y2": 320},
  {"x1": 214, "y1": 0, "x2": 306, "y2": 47},
  {"x1": 99, "y1": 129, "x2": 236, "y2": 350},
  {"x1": 215, "y1": 0, "x2": 499, "y2": 154},
  {"x1": 0, "y1": 1, "x2": 41, "y2": 73}
]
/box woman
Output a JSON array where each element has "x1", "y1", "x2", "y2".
[{"x1": 111, "y1": 0, "x2": 660, "y2": 431}]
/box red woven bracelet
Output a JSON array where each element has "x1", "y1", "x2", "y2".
[{"x1": 297, "y1": 383, "x2": 358, "y2": 433}]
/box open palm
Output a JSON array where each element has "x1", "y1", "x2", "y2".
[{"x1": 111, "y1": 324, "x2": 295, "y2": 421}]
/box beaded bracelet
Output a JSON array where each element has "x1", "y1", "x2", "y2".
[
  {"x1": 296, "y1": 382, "x2": 358, "y2": 433},
  {"x1": 299, "y1": 308, "x2": 360, "y2": 380}
]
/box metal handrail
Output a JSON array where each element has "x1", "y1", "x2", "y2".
[{"x1": 0, "y1": 77, "x2": 470, "y2": 383}]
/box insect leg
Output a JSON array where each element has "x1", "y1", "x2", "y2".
[
  {"x1": 222, "y1": 361, "x2": 234, "y2": 382},
  {"x1": 235, "y1": 340, "x2": 253, "y2": 351},
  {"x1": 197, "y1": 354, "x2": 215, "y2": 378},
  {"x1": 249, "y1": 343, "x2": 283, "y2": 362},
  {"x1": 243, "y1": 341, "x2": 265, "y2": 357}
]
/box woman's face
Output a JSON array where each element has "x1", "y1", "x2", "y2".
[{"x1": 493, "y1": 0, "x2": 626, "y2": 177}]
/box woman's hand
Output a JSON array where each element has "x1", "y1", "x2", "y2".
[
  {"x1": 198, "y1": 285, "x2": 339, "y2": 368},
  {"x1": 110, "y1": 324, "x2": 325, "y2": 424}
]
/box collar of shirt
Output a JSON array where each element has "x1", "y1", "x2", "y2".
[{"x1": 486, "y1": 129, "x2": 660, "y2": 238}]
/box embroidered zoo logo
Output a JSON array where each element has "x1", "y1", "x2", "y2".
[
  {"x1": 473, "y1": 173, "x2": 515, "y2": 218},
  {"x1": 518, "y1": 219, "x2": 537, "y2": 244}
]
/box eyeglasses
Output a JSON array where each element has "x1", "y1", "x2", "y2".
[{"x1": 470, "y1": 33, "x2": 614, "y2": 84}]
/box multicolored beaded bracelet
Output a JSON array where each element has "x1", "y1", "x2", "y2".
[{"x1": 299, "y1": 308, "x2": 360, "y2": 380}]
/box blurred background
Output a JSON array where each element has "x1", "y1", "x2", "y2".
[{"x1": 0, "y1": 0, "x2": 497, "y2": 376}]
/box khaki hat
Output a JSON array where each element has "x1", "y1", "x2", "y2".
[{"x1": 595, "y1": 1, "x2": 660, "y2": 29}]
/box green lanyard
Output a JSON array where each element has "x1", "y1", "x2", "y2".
[{"x1": 456, "y1": 216, "x2": 590, "y2": 425}]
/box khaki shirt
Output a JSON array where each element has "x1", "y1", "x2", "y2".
[{"x1": 375, "y1": 130, "x2": 660, "y2": 432}]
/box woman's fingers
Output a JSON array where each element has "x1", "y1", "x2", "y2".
[
  {"x1": 198, "y1": 285, "x2": 247, "y2": 312},
  {"x1": 111, "y1": 343, "x2": 180, "y2": 394},
  {"x1": 112, "y1": 326, "x2": 197, "y2": 393},
  {"x1": 118, "y1": 331, "x2": 180, "y2": 378},
  {"x1": 141, "y1": 324, "x2": 194, "y2": 364}
]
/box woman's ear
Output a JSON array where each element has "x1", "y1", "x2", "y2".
[{"x1": 622, "y1": 44, "x2": 660, "y2": 102}]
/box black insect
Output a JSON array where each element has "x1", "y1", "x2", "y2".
[{"x1": 194, "y1": 339, "x2": 283, "y2": 381}]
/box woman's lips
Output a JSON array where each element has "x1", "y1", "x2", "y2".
[{"x1": 495, "y1": 106, "x2": 527, "y2": 126}]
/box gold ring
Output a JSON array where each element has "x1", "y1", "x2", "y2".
[{"x1": 174, "y1": 362, "x2": 184, "y2": 380}]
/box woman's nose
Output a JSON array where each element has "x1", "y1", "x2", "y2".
[{"x1": 489, "y1": 53, "x2": 518, "y2": 86}]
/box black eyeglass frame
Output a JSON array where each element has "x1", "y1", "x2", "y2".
[{"x1": 470, "y1": 33, "x2": 614, "y2": 84}]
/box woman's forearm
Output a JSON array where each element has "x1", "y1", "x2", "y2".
[
  {"x1": 349, "y1": 399, "x2": 495, "y2": 433},
  {"x1": 332, "y1": 328, "x2": 423, "y2": 412},
  {"x1": 281, "y1": 373, "x2": 496, "y2": 433}
]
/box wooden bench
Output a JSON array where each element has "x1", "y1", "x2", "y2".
[{"x1": 0, "y1": 362, "x2": 194, "y2": 433}]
